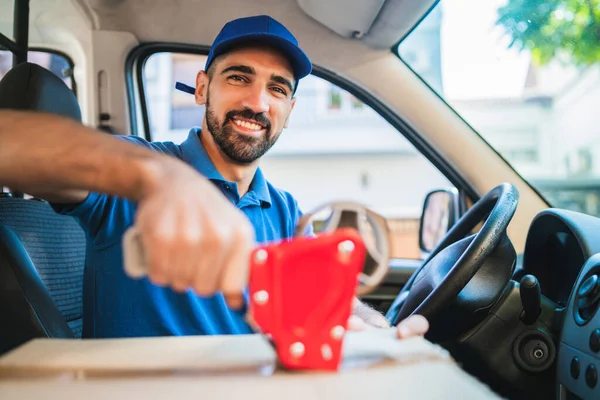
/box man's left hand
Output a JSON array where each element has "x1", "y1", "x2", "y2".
[
  {"x1": 348, "y1": 298, "x2": 429, "y2": 339},
  {"x1": 347, "y1": 314, "x2": 429, "y2": 339}
]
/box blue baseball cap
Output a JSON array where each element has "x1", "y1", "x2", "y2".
[{"x1": 175, "y1": 15, "x2": 312, "y2": 95}]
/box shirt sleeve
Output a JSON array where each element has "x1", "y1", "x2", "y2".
[{"x1": 50, "y1": 135, "x2": 176, "y2": 248}]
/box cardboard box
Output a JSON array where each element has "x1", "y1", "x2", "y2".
[{"x1": 0, "y1": 329, "x2": 501, "y2": 399}]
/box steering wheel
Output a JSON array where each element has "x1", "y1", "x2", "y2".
[{"x1": 385, "y1": 183, "x2": 519, "y2": 327}]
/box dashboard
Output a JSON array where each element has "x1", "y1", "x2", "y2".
[{"x1": 521, "y1": 209, "x2": 600, "y2": 399}]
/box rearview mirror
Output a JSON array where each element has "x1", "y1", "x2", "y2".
[{"x1": 419, "y1": 189, "x2": 458, "y2": 254}]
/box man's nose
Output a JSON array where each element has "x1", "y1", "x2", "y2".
[{"x1": 241, "y1": 86, "x2": 270, "y2": 114}]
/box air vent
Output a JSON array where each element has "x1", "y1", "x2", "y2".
[{"x1": 575, "y1": 273, "x2": 600, "y2": 325}]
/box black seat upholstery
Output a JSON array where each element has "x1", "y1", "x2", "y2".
[
  {"x1": 0, "y1": 62, "x2": 81, "y2": 121},
  {"x1": 0, "y1": 62, "x2": 87, "y2": 355}
]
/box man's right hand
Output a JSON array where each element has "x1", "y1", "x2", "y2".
[
  {"x1": 130, "y1": 156, "x2": 256, "y2": 309},
  {"x1": 0, "y1": 112, "x2": 257, "y2": 308}
]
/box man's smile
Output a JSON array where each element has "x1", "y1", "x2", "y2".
[{"x1": 229, "y1": 116, "x2": 267, "y2": 136}]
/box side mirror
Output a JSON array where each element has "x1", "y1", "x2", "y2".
[{"x1": 419, "y1": 189, "x2": 459, "y2": 255}]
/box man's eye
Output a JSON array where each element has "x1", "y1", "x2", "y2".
[
  {"x1": 229, "y1": 75, "x2": 248, "y2": 83},
  {"x1": 271, "y1": 86, "x2": 287, "y2": 96}
]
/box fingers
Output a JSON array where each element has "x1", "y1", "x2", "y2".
[
  {"x1": 346, "y1": 314, "x2": 374, "y2": 331},
  {"x1": 140, "y1": 210, "x2": 176, "y2": 288},
  {"x1": 130, "y1": 168, "x2": 256, "y2": 308},
  {"x1": 189, "y1": 222, "x2": 230, "y2": 297},
  {"x1": 347, "y1": 313, "x2": 429, "y2": 343},
  {"x1": 219, "y1": 218, "x2": 255, "y2": 309},
  {"x1": 396, "y1": 314, "x2": 429, "y2": 339},
  {"x1": 170, "y1": 211, "x2": 203, "y2": 293}
]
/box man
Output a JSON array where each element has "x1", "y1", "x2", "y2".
[{"x1": 0, "y1": 15, "x2": 427, "y2": 339}]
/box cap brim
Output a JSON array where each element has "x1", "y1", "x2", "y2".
[
  {"x1": 175, "y1": 82, "x2": 195, "y2": 94},
  {"x1": 212, "y1": 33, "x2": 312, "y2": 80},
  {"x1": 175, "y1": 33, "x2": 312, "y2": 95}
]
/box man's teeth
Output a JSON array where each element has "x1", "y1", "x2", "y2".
[{"x1": 233, "y1": 119, "x2": 262, "y2": 131}]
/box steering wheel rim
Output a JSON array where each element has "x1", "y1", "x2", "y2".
[
  {"x1": 386, "y1": 183, "x2": 519, "y2": 326},
  {"x1": 294, "y1": 201, "x2": 392, "y2": 296}
]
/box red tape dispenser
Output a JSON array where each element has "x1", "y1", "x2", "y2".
[
  {"x1": 248, "y1": 228, "x2": 365, "y2": 371},
  {"x1": 248, "y1": 202, "x2": 391, "y2": 371}
]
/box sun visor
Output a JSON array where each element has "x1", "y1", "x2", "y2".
[
  {"x1": 297, "y1": 0, "x2": 385, "y2": 40},
  {"x1": 297, "y1": 0, "x2": 437, "y2": 49}
]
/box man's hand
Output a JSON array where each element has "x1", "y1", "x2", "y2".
[
  {"x1": 347, "y1": 314, "x2": 429, "y2": 339},
  {"x1": 349, "y1": 297, "x2": 429, "y2": 339},
  {"x1": 134, "y1": 156, "x2": 255, "y2": 309}
]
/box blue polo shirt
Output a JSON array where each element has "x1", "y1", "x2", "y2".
[{"x1": 52, "y1": 128, "x2": 304, "y2": 338}]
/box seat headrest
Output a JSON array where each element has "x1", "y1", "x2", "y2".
[{"x1": 0, "y1": 62, "x2": 81, "y2": 122}]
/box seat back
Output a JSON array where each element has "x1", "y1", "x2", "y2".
[
  {"x1": 0, "y1": 63, "x2": 87, "y2": 354},
  {"x1": 0, "y1": 62, "x2": 81, "y2": 120}
]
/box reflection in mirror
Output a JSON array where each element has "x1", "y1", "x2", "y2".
[{"x1": 420, "y1": 190, "x2": 455, "y2": 253}]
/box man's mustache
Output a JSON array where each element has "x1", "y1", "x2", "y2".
[{"x1": 224, "y1": 108, "x2": 271, "y2": 131}]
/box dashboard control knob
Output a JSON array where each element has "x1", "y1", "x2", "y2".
[
  {"x1": 590, "y1": 329, "x2": 600, "y2": 353},
  {"x1": 586, "y1": 364, "x2": 598, "y2": 389},
  {"x1": 520, "y1": 275, "x2": 541, "y2": 325}
]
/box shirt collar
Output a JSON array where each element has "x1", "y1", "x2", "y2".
[
  {"x1": 250, "y1": 167, "x2": 271, "y2": 208},
  {"x1": 180, "y1": 128, "x2": 272, "y2": 207}
]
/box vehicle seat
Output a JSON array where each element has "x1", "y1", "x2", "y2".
[
  {"x1": 0, "y1": 62, "x2": 87, "y2": 355},
  {"x1": 0, "y1": 61, "x2": 81, "y2": 120}
]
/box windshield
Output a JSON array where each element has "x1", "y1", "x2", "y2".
[{"x1": 399, "y1": 0, "x2": 600, "y2": 218}]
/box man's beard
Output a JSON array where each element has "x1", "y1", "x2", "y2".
[{"x1": 205, "y1": 97, "x2": 279, "y2": 165}]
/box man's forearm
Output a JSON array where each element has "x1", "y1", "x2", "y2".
[{"x1": 0, "y1": 110, "x2": 174, "y2": 203}]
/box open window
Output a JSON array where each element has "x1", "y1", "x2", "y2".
[
  {"x1": 397, "y1": 0, "x2": 600, "y2": 219},
  {"x1": 0, "y1": 49, "x2": 76, "y2": 94},
  {"x1": 131, "y1": 49, "x2": 459, "y2": 261},
  {"x1": 0, "y1": 1, "x2": 76, "y2": 93}
]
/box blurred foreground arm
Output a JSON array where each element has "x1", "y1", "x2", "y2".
[{"x1": 0, "y1": 110, "x2": 255, "y2": 308}]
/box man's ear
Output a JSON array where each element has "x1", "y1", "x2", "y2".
[
  {"x1": 283, "y1": 97, "x2": 297, "y2": 129},
  {"x1": 195, "y1": 71, "x2": 209, "y2": 105}
]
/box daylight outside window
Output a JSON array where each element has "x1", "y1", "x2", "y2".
[
  {"x1": 0, "y1": 50, "x2": 74, "y2": 91},
  {"x1": 399, "y1": 0, "x2": 600, "y2": 218}
]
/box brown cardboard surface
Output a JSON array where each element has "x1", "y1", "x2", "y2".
[{"x1": 0, "y1": 329, "x2": 502, "y2": 399}]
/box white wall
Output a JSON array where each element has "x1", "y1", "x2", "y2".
[
  {"x1": 450, "y1": 98, "x2": 558, "y2": 179},
  {"x1": 260, "y1": 153, "x2": 452, "y2": 218},
  {"x1": 553, "y1": 67, "x2": 600, "y2": 176}
]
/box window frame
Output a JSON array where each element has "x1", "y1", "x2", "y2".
[
  {"x1": 0, "y1": 47, "x2": 78, "y2": 97},
  {"x1": 30, "y1": 47, "x2": 78, "y2": 97},
  {"x1": 125, "y1": 43, "x2": 479, "y2": 207},
  {"x1": 27, "y1": 47, "x2": 77, "y2": 97}
]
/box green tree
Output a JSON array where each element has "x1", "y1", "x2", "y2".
[{"x1": 496, "y1": 0, "x2": 600, "y2": 66}]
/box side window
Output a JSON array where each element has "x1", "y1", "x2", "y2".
[
  {"x1": 144, "y1": 53, "x2": 205, "y2": 143},
  {"x1": 0, "y1": 50, "x2": 75, "y2": 92},
  {"x1": 142, "y1": 52, "x2": 454, "y2": 260}
]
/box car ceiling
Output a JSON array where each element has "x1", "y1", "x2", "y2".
[
  {"x1": 73, "y1": 0, "x2": 436, "y2": 72},
  {"x1": 0, "y1": 0, "x2": 436, "y2": 74}
]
